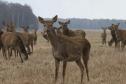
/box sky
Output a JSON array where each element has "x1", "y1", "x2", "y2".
[{"x1": 3, "y1": 0, "x2": 126, "y2": 19}]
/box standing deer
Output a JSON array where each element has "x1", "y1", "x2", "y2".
[
  {"x1": 38, "y1": 15, "x2": 91, "y2": 84},
  {"x1": 101, "y1": 27, "x2": 107, "y2": 45},
  {"x1": 2, "y1": 21, "x2": 18, "y2": 57},
  {"x1": 58, "y1": 20, "x2": 86, "y2": 38},
  {"x1": 31, "y1": 29, "x2": 37, "y2": 45},
  {"x1": 108, "y1": 23, "x2": 120, "y2": 47},
  {"x1": 109, "y1": 23, "x2": 126, "y2": 50}
]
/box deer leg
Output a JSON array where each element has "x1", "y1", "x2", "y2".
[
  {"x1": 105, "y1": 38, "x2": 106, "y2": 45},
  {"x1": 115, "y1": 41, "x2": 118, "y2": 48},
  {"x1": 16, "y1": 50, "x2": 19, "y2": 57},
  {"x1": 76, "y1": 59, "x2": 84, "y2": 84},
  {"x1": 8, "y1": 48, "x2": 11, "y2": 60},
  {"x1": 31, "y1": 42, "x2": 33, "y2": 53},
  {"x1": 121, "y1": 41, "x2": 125, "y2": 51},
  {"x1": 5, "y1": 49, "x2": 7, "y2": 60},
  {"x1": 26, "y1": 45, "x2": 31, "y2": 54},
  {"x1": 103, "y1": 39, "x2": 106, "y2": 45},
  {"x1": 9, "y1": 48, "x2": 13, "y2": 57},
  {"x1": 83, "y1": 57, "x2": 89, "y2": 81},
  {"x1": 2, "y1": 48, "x2": 4, "y2": 57},
  {"x1": 14, "y1": 49, "x2": 18, "y2": 58},
  {"x1": 62, "y1": 61, "x2": 67, "y2": 84},
  {"x1": 19, "y1": 52, "x2": 23, "y2": 63},
  {"x1": 2, "y1": 48, "x2": 7, "y2": 60},
  {"x1": 7, "y1": 48, "x2": 10, "y2": 59},
  {"x1": 14, "y1": 49, "x2": 16, "y2": 58},
  {"x1": 108, "y1": 38, "x2": 114, "y2": 46},
  {"x1": 55, "y1": 59, "x2": 60, "y2": 84},
  {"x1": 82, "y1": 50, "x2": 90, "y2": 81}
]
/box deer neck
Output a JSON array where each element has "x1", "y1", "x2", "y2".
[
  {"x1": 47, "y1": 30, "x2": 59, "y2": 49},
  {"x1": 63, "y1": 26, "x2": 69, "y2": 35}
]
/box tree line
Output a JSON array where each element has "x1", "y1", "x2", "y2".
[{"x1": 0, "y1": 1, "x2": 38, "y2": 29}]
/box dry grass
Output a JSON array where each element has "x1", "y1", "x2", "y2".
[{"x1": 0, "y1": 30, "x2": 126, "y2": 84}]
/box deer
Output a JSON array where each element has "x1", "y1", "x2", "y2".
[
  {"x1": 108, "y1": 23, "x2": 120, "y2": 47},
  {"x1": 58, "y1": 20, "x2": 86, "y2": 39},
  {"x1": 101, "y1": 27, "x2": 107, "y2": 45},
  {"x1": 1, "y1": 21, "x2": 18, "y2": 57},
  {"x1": 1, "y1": 31, "x2": 28, "y2": 63},
  {"x1": 38, "y1": 15, "x2": 91, "y2": 84},
  {"x1": 17, "y1": 26, "x2": 36, "y2": 54},
  {"x1": 31, "y1": 29, "x2": 37, "y2": 45},
  {"x1": 109, "y1": 23, "x2": 126, "y2": 50}
]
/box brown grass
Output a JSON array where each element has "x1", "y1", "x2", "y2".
[{"x1": 0, "y1": 30, "x2": 126, "y2": 84}]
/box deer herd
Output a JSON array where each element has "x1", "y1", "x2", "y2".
[
  {"x1": 0, "y1": 15, "x2": 125, "y2": 84},
  {"x1": 0, "y1": 22, "x2": 37, "y2": 63}
]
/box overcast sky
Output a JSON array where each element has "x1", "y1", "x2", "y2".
[{"x1": 3, "y1": 0, "x2": 126, "y2": 19}]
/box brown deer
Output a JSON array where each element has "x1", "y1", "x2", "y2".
[
  {"x1": 15, "y1": 26, "x2": 36, "y2": 54},
  {"x1": 110, "y1": 23, "x2": 126, "y2": 50},
  {"x1": 31, "y1": 29, "x2": 37, "y2": 45},
  {"x1": 38, "y1": 15, "x2": 91, "y2": 84},
  {"x1": 23, "y1": 28, "x2": 38, "y2": 53},
  {"x1": 108, "y1": 23, "x2": 120, "y2": 47},
  {"x1": 58, "y1": 20, "x2": 86, "y2": 38},
  {"x1": 2, "y1": 22, "x2": 32, "y2": 56},
  {"x1": 2, "y1": 21, "x2": 18, "y2": 57},
  {"x1": 101, "y1": 27, "x2": 107, "y2": 45},
  {"x1": 1, "y1": 32, "x2": 28, "y2": 62},
  {"x1": 19, "y1": 26, "x2": 34, "y2": 53}
]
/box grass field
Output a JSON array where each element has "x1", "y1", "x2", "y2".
[{"x1": 0, "y1": 30, "x2": 126, "y2": 84}]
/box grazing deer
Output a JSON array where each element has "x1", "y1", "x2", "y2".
[
  {"x1": 108, "y1": 23, "x2": 120, "y2": 47},
  {"x1": 58, "y1": 20, "x2": 86, "y2": 38},
  {"x1": 1, "y1": 32, "x2": 28, "y2": 62},
  {"x1": 38, "y1": 15, "x2": 91, "y2": 84},
  {"x1": 20, "y1": 26, "x2": 34, "y2": 54},
  {"x1": 101, "y1": 27, "x2": 107, "y2": 45}
]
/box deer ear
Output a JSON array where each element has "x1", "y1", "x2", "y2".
[
  {"x1": 38, "y1": 16, "x2": 45, "y2": 24},
  {"x1": 52, "y1": 15, "x2": 58, "y2": 22}
]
